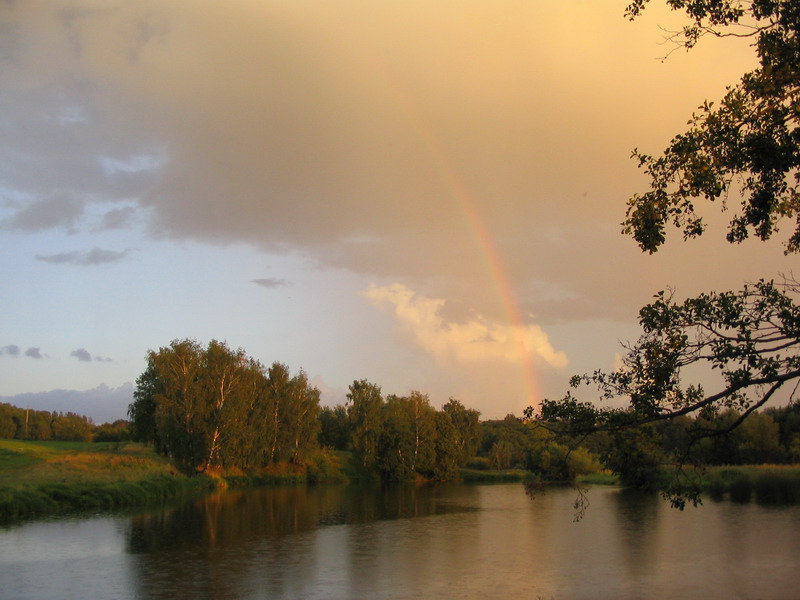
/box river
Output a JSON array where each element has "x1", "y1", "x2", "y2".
[{"x1": 1, "y1": 483, "x2": 799, "y2": 599}]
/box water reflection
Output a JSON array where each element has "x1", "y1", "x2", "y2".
[
  {"x1": 127, "y1": 483, "x2": 479, "y2": 553},
  {"x1": 610, "y1": 488, "x2": 662, "y2": 577},
  {"x1": 124, "y1": 483, "x2": 482, "y2": 599},
  {"x1": 3, "y1": 483, "x2": 800, "y2": 599}
]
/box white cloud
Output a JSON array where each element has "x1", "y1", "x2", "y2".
[{"x1": 362, "y1": 283, "x2": 568, "y2": 369}]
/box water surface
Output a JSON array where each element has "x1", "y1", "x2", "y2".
[{"x1": 2, "y1": 483, "x2": 799, "y2": 599}]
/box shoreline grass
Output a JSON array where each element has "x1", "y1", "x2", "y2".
[
  {"x1": 0, "y1": 440, "x2": 215, "y2": 521},
  {"x1": 8, "y1": 438, "x2": 797, "y2": 521},
  {"x1": 691, "y1": 465, "x2": 800, "y2": 504},
  {"x1": 577, "y1": 471, "x2": 620, "y2": 486}
]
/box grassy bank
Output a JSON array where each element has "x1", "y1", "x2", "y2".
[
  {"x1": 574, "y1": 465, "x2": 800, "y2": 505},
  {"x1": 220, "y1": 450, "x2": 351, "y2": 488},
  {"x1": 0, "y1": 440, "x2": 215, "y2": 520},
  {"x1": 693, "y1": 465, "x2": 800, "y2": 504},
  {"x1": 577, "y1": 471, "x2": 619, "y2": 486}
]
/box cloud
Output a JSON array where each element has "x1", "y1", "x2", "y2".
[
  {"x1": 2, "y1": 193, "x2": 84, "y2": 232},
  {"x1": 251, "y1": 277, "x2": 291, "y2": 289},
  {"x1": 363, "y1": 283, "x2": 568, "y2": 369},
  {"x1": 70, "y1": 348, "x2": 91, "y2": 362},
  {"x1": 0, "y1": 0, "x2": 782, "y2": 330},
  {"x1": 69, "y1": 348, "x2": 112, "y2": 362},
  {"x1": 95, "y1": 205, "x2": 138, "y2": 230},
  {"x1": 25, "y1": 347, "x2": 43, "y2": 359},
  {"x1": 35, "y1": 247, "x2": 132, "y2": 266},
  {"x1": 1, "y1": 344, "x2": 20, "y2": 357}
]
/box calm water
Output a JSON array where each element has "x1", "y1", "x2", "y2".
[{"x1": 2, "y1": 483, "x2": 800, "y2": 599}]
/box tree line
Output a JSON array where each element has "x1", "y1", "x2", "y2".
[
  {"x1": 0, "y1": 402, "x2": 128, "y2": 443},
  {"x1": 126, "y1": 339, "x2": 485, "y2": 481},
  {"x1": 318, "y1": 380, "x2": 482, "y2": 481}
]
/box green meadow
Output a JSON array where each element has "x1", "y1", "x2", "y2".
[{"x1": 0, "y1": 439, "x2": 215, "y2": 520}]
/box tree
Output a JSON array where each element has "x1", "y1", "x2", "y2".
[
  {"x1": 531, "y1": 0, "x2": 800, "y2": 502},
  {"x1": 432, "y1": 410, "x2": 461, "y2": 480},
  {"x1": 442, "y1": 398, "x2": 482, "y2": 466},
  {"x1": 346, "y1": 379, "x2": 384, "y2": 469},
  {"x1": 375, "y1": 392, "x2": 438, "y2": 480},
  {"x1": 0, "y1": 404, "x2": 17, "y2": 439},
  {"x1": 318, "y1": 405, "x2": 350, "y2": 450},
  {"x1": 623, "y1": 0, "x2": 800, "y2": 253},
  {"x1": 282, "y1": 369, "x2": 322, "y2": 463},
  {"x1": 51, "y1": 412, "x2": 93, "y2": 442},
  {"x1": 377, "y1": 395, "x2": 417, "y2": 480},
  {"x1": 93, "y1": 420, "x2": 131, "y2": 443},
  {"x1": 128, "y1": 359, "x2": 161, "y2": 448},
  {"x1": 149, "y1": 339, "x2": 206, "y2": 472},
  {"x1": 263, "y1": 362, "x2": 292, "y2": 464},
  {"x1": 128, "y1": 340, "x2": 322, "y2": 473},
  {"x1": 538, "y1": 280, "x2": 800, "y2": 433}
]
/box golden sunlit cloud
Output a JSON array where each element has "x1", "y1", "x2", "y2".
[{"x1": 362, "y1": 283, "x2": 568, "y2": 368}]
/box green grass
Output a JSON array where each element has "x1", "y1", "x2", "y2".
[
  {"x1": 0, "y1": 440, "x2": 215, "y2": 521},
  {"x1": 577, "y1": 471, "x2": 620, "y2": 486}
]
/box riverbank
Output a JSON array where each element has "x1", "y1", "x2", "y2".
[
  {"x1": 679, "y1": 464, "x2": 800, "y2": 504},
  {"x1": 0, "y1": 440, "x2": 216, "y2": 520},
  {"x1": 579, "y1": 464, "x2": 800, "y2": 505},
  {"x1": 6, "y1": 439, "x2": 799, "y2": 521}
]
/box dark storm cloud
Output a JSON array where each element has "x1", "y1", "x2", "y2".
[
  {"x1": 251, "y1": 278, "x2": 291, "y2": 289},
  {"x1": 35, "y1": 247, "x2": 132, "y2": 266},
  {"x1": 0, "y1": 0, "x2": 779, "y2": 329},
  {"x1": 70, "y1": 348, "x2": 91, "y2": 361}
]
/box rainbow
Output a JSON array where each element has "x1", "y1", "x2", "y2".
[{"x1": 385, "y1": 89, "x2": 542, "y2": 407}]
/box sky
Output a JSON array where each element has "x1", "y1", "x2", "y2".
[{"x1": 1, "y1": 0, "x2": 795, "y2": 423}]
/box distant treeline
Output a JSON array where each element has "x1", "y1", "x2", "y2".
[
  {"x1": 7, "y1": 337, "x2": 800, "y2": 485},
  {"x1": 525, "y1": 404, "x2": 800, "y2": 488},
  {"x1": 0, "y1": 403, "x2": 129, "y2": 443}
]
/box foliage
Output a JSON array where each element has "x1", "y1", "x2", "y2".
[
  {"x1": 538, "y1": 279, "x2": 800, "y2": 435},
  {"x1": 557, "y1": 1, "x2": 800, "y2": 500},
  {"x1": 0, "y1": 403, "x2": 110, "y2": 443},
  {"x1": 442, "y1": 398, "x2": 482, "y2": 465},
  {"x1": 128, "y1": 339, "x2": 321, "y2": 474},
  {"x1": 477, "y1": 416, "x2": 604, "y2": 482},
  {"x1": 623, "y1": 0, "x2": 800, "y2": 253},
  {"x1": 93, "y1": 420, "x2": 131, "y2": 443},
  {"x1": 533, "y1": 279, "x2": 800, "y2": 498},
  {"x1": 603, "y1": 426, "x2": 666, "y2": 489},
  {"x1": 51, "y1": 412, "x2": 94, "y2": 442},
  {"x1": 318, "y1": 405, "x2": 350, "y2": 451},
  {"x1": 346, "y1": 379, "x2": 384, "y2": 469}
]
